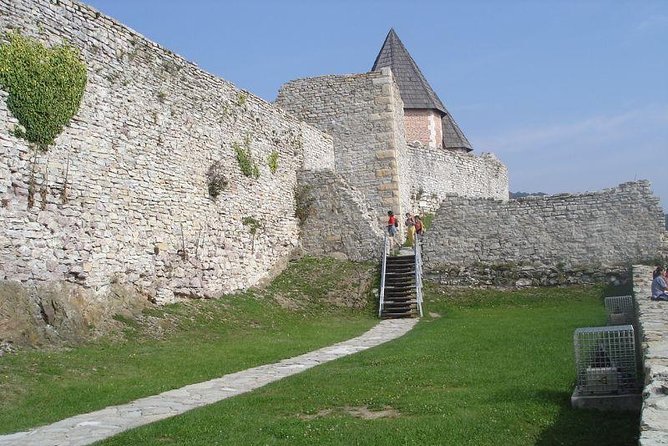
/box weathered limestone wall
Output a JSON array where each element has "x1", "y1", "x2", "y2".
[
  {"x1": 423, "y1": 181, "x2": 667, "y2": 284},
  {"x1": 406, "y1": 145, "x2": 509, "y2": 213},
  {"x1": 632, "y1": 265, "x2": 668, "y2": 445},
  {"x1": 297, "y1": 170, "x2": 384, "y2": 261},
  {"x1": 276, "y1": 69, "x2": 510, "y2": 226},
  {"x1": 0, "y1": 0, "x2": 334, "y2": 304},
  {"x1": 276, "y1": 69, "x2": 406, "y2": 231}
]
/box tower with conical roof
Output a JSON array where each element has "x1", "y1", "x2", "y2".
[{"x1": 372, "y1": 29, "x2": 472, "y2": 152}]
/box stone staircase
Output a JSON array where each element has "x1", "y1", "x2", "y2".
[{"x1": 380, "y1": 254, "x2": 419, "y2": 318}]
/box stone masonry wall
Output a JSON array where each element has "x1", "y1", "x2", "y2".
[
  {"x1": 276, "y1": 69, "x2": 406, "y2": 233},
  {"x1": 297, "y1": 170, "x2": 384, "y2": 261},
  {"x1": 406, "y1": 145, "x2": 509, "y2": 214},
  {"x1": 276, "y1": 69, "x2": 510, "y2": 228},
  {"x1": 632, "y1": 265, "x2": 668, "y2": 445},
  {"x1": 423, "y1": 181, "x2": 667, "y2": 283},
  {"x1": 0, "y1": 0, "x2": 334, "y2": 304}
]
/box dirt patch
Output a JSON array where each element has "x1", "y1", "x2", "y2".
[
  {"x1": 299, "y1": 406, "x2": 400, "y2": 421},
  {"x1": 0, "y1": 281, "x2": 151, "y2": 348},
  {"x1": 272, "y1": 292, "x2": 302, "y2": 311},
  {"x1": 324, "y1": 270, "x2": 375, "y2": 309}
]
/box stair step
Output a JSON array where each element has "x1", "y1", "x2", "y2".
[
  {"x1": 386, "y1": 269, "x2": 415, "y2": 275},
  {"x1": 383, "y1": 303, "x2": 417, "y2": 309},
  {"x1": 384, "y1": 286, "x2": 414, "y2": 292},
  {"x1": 384, "y1": 281, "x2": 415, "y2": 287},
  {"x1": 385, "y1": 269, "x2": 415, "y2": 275},
  {"x1": 381, "y1": 309, "x2": 418, "y2": 318}
]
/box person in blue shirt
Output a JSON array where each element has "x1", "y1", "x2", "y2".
[{"x1": 651, "y1": 266, "x2": 668, "y2": 301}]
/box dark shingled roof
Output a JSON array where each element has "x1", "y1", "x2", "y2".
[
  {"x1": 442, "y1": 111, "x2": 472, "y2": 151},
  {"x1": 372, "y1": 29, "x2": 472, "y2": 152}
]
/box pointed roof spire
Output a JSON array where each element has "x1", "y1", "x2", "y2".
[
  {"x1": 371, "y1": 29, "x2": 445, "y2": 112},
  {"x1": 372, "y1": 29, "x2": 472, "y2": 152}
]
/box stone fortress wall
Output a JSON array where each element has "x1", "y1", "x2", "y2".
[
  {"x1": 0, "y1": 0, "x2": 353, "y2": 308},
  {"x1": 276, "y1": 72, "x2": 509, "y2": 224},
  {"x1": 423, "y1": 181, "x2": 668, "y2": 286},
  {"x1": 406, "y1": 145, "x2": 508, "y2": 213},
  {"x1": 277, "y1": 70, "x2": 409, "y2": 229},
  {"x1": 0, "y1": 0, "x2": 665, "y2": 320}
]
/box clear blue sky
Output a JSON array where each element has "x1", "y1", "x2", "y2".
[{"x1": 85, "y1": 0, "x2": 668, "y2": 210}]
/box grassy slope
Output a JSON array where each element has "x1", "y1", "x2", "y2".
[
  {"x1": 0, "y1": 258, "x2": 379, "y2": 434},
  {"x1": 99, "y1": 285, "x2": 639, "y2": 446}
]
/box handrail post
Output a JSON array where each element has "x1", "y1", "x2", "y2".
[
  {"x1": 379, "y1": 234, "x2": 388, "y2": 318},
  {"x1": 414, "y1": 239, "x2": 424, "y2": 317}
]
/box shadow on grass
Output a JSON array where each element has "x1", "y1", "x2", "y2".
[
  {"x1": 492, "y1": 388, "x2": 639, "y2": 445},
  {"x1": 536, "y1": 393, "x2": 639, "y2": 446},
  {"x1": 600, "y1": 281, "x2": 633, "y2": 301}
]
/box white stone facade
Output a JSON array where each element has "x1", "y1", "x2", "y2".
[{"x1": 0, "y1": 0, "x2": 334, "y2": 302}]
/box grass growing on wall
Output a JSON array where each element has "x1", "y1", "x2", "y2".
[
  {"x1": 0, "y1": 31, "x2": 87, "y2": 151},
  {"x1": 101, "y1": 285, "x2": 638, "y2": 446}
]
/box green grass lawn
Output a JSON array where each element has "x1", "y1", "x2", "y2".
[
  {"x1": 0, "y1": 258, "x2": 379, "y2": 434},
  {"x1": 97, "y1": 284, "x2": 639, "y2": 445}
]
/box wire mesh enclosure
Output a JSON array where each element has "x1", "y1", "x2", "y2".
[
  {"x1": 573, "y1": 325, "x2": 638, "y2": 395},
  {"x1": 604, "y1": 295, "x2": 635, "y2": 326}
]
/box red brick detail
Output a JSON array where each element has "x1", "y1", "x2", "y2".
[{"x1": 403, "y1": 109, "x2": 442, "y2": 148}]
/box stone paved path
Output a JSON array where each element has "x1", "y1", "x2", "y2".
[{"x1": 0, "y1": 318, "x2": 418, "y2": 446}]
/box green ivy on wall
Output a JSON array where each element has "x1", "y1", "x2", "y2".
[{"x1": 0, "y1": 31, "x2": 87, "y2": 151}]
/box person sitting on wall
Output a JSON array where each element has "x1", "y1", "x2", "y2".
[
  {"x1": 653, "y1": 265, "x2": 663, "y2": 279},
  {"x1": 651, "y1": 266, "x2": 668, "y2": 301}
]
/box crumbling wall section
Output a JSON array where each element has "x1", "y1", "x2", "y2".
[
  {"x1": 423, "y1": 181, "x2": 666, "y2": 285},
  {"x1": 406, "y1": 145, "x2": 509, "y2": 213},
  {"x1": 297, "y1": 170, "x2": 383, "y2": 262}
]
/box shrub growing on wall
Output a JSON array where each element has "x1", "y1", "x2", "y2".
[
  {"x1": 267, "y1": 150, "x2": 279, "y2": 174},
  {"x1": 233, "y1": 137, "x2": 259, "y2": 179},
  {"x1": 206, "y1": 160, "x2": 228, "y2": 199},
  {"x1": 294, "y1": 185, "x2": 315, "y2": 226},
  {"x1": 0, "y1": 32, "x2": 87, "y2": 151}
]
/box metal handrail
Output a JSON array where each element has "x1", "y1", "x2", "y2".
[
  {"x1": 379, "y1": 233, "x2": 389, "y2": 318},
  {"x1": 414, "y1": 238, "x2": 424, "y2": 317}
]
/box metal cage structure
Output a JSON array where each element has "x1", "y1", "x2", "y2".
[
  {"x1": 573, "y1": 325, "x2": 638, "y2": 396},
  {"x1": 604, "y1": 295, "x2": 635, "y2": 326}
]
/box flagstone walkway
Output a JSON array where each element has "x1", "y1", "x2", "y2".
[{"x1": 0, "y1": 318, "x2": 418, "y2": 446}]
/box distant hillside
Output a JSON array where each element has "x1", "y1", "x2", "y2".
[
  {"x1": 510, "y1": 191, "x2": 548, "y2": 199},
  {"x1": 665, "y1": 214, "x2": 667, "y2": 229}
]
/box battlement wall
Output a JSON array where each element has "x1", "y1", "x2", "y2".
[
  {"x1": 423, "y1": 181, "x2": 667, "y2": 285},
  {"x1": 405, "y1": 145, "x2": 508, "y2": 213},
  {"x1": 0, "y1": 0, "x2": 334, "y2": 304}
]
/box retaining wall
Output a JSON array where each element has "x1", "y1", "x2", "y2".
[{"x1": 632, "y1": 265, "x2": 668, "y2": 445}]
